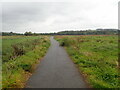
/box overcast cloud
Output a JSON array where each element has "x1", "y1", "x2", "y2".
[{"x1": 1, "y1": 0, "x2": 119, "y2": 33}]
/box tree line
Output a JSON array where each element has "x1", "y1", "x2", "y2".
[{"x1": 1, "y1": 29, "x2": 119, "y2": 36}]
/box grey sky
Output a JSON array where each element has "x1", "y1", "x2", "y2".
[
  {"x1": 118, "y1": 2, "x2": 120, "y2": 30},
  {"x1": 1, "y1": 0, "x2": 119, "y2": 33}
]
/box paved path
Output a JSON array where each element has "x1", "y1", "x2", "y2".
[{"x1": 26, "y1": 37, "x2": 88, "y2": 88}]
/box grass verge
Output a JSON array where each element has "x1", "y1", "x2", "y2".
[
  {"x1": 2, "y1": 36, "x2": 50, "y2": 88},
  {"x1": 55, "y1": 35, "x2": 119, "y2": 88}
]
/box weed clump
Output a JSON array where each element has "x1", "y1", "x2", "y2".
[
  {"x1": 12, "y1": 44, "x2": 25, "y2": 57},
  {"x1": 60, "y1": 38, "x2": 74, "y2": 47}
]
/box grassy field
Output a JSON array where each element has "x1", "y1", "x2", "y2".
[
  {"x1": 55, "y1": 35, "x2": 119, "y2": 88},
  {"x1": 0, "y1": 36, "x2": 2, "y2": 89},
  {"x1": 2, "y1": 36, "x2": 50, "y2": 88}
]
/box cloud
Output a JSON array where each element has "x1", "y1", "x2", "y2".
[{"x1": 2, "y1": 0, "x2": 119, "y2": 33}]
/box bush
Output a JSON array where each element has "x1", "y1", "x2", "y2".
[
  {"x1": 12, "y1": 44, "x2": 25, "y2": 57},
  {"x1": 19, "y1": 64, "x2": 32, "y2": 72},
  {"x1": 60, "y1": 38, "x2": 72, "y2": 47}
]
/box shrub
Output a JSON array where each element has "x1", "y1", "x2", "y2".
[
  {"x1": 19, "y1": 64, "x2": 32, "y2": 72},
  {"x1": 60, "y1": 38, "x2": 73, "y2": 47},
  {"x1": 12, "y1": 44, "x2": 25, "y2": 57}
]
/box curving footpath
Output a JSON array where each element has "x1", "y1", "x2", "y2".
[{"x1": 26, "y1": 36, "x2": 88, "y2": 88}]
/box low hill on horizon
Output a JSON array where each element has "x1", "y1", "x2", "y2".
[{"x1": 1, "y1": 29, "x2": 119, "y2": 36}]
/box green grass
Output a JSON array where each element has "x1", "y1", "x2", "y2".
[
  {"x1": 55, "y1": 35, "x2": 119, "y2": 88},
  {"x1": 2, "y1": 36, "x2": 46, "y2": 62},
  {"x1": 0, "y1": 36, "x2": 2, "y2": 89},
  {"x1": 2, "y1": 36, "x2": 50, "y2": 88}
]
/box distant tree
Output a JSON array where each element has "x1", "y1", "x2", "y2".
[
  {"x1": 2, "y1": 32, "x2": 23, "y2": 36},
  {"x1": 10, "y1": 32, "x2": 13, "y2": 35},
  {"x1": 24, "y1": 31, "x2": 33, "y2": 36}
]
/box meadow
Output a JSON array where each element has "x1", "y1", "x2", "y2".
[
  {"x1": 0, "y1": 36, "x2": 2, "y2": 89},
  {"x1": 55, "y1": 35, "x2": 119, "y2": 88},
  {"x1": 2, "y1": 36, "x2": 50, "y2": 88}
]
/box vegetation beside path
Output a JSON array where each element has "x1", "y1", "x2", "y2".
[
  {"x1": 2, "y1": 36, "x2": 50, "y2": 88},
  {"x1": 55, "y1": 35, "x2": 119, "y2": 88}
]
